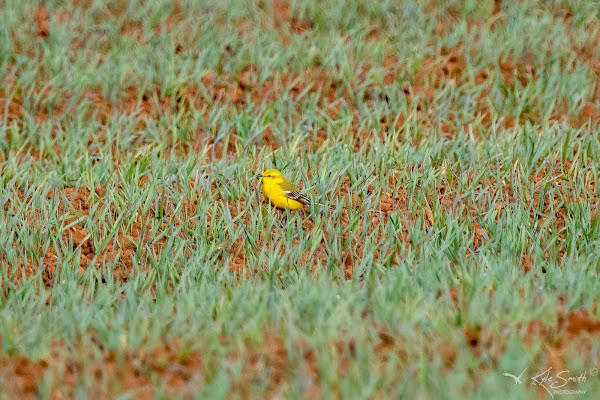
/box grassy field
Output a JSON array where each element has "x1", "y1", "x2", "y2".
[{"x1": 1, "y1": 0, "x2": 600, "y2": 398}]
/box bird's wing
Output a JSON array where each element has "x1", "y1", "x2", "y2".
[
  {"x1": 279, "y1": 179, "x2": 311, "y2": 206},
  {"x1": 516, "y1": 368, "x2": 527, "y2": 379},
  {"x1": 503, "y1": 373, "x2": 517, "y2": 380}
]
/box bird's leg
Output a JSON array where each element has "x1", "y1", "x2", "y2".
[{"x1": 277, "y1": 210, "x2": 288, "y2": 227}]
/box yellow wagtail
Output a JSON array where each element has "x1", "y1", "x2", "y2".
[
  {"x1": 257, "y1": 169, "x2": 391, "y2": 214},
  {"x1": 257, "y1": 169, "x2": 311, "y2": 210}
]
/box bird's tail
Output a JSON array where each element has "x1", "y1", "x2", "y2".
[{"x1": 315, "y1": 202, "x2": 335, "y2": 210}]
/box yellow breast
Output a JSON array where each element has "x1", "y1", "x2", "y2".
[{"x1": 262, "y1": 182, "x2": 305, "y2": 210}]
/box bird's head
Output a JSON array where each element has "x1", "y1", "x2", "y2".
[{"x1": 258, "y1": 169, "x2": 284, "y2": 184}]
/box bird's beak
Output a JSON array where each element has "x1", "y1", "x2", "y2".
[{"x1": 256, "y1": 174, "x2": 263, "y2": 179}]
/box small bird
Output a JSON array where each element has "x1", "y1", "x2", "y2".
[
  {"x1": 257, "y1": 169, "x2": 311, "y2": 210},
  {"x1": 503, "y1": 368, "x2": 527, "y2": 385}
]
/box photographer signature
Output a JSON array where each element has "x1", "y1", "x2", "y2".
[{"x1": 503, "y1": 367, "x2": 597, "y2": 398}]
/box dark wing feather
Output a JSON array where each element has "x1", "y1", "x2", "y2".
[
  {"x1": 278, "y1": 178, "x2": 311, "y2": 206},
  {"x1": 283, "y1": 190, "x2": 311, "y2": 205}
]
